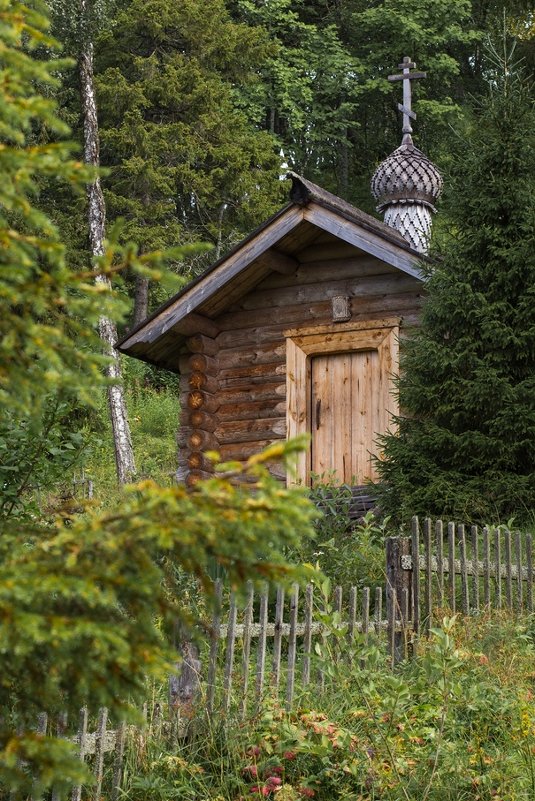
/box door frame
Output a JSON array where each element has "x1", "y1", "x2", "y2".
[{"x1": 285, "y1": 318, "x2": 400, "y2": 485}]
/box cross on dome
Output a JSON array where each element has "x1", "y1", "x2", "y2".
[{"x1": 388, "y1": 57, "x2": 427, "y2": 143}]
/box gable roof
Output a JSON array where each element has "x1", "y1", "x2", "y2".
[{"x1": 118, "y1": 173, "x2": 425, "y2": 370}]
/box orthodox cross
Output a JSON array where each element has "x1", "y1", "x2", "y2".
[{"x1": 388, "y1": 57, "x2": 426, "y2": 140}]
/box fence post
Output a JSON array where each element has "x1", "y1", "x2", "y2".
[{"x1": 385, "y1": 536, "x2": 412, "y2": 665}]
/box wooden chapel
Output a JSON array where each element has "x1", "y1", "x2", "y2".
[{"x1": 118, "y1": 58, "x2": 443, "y2": 497}]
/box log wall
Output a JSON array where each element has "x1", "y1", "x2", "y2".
[{"x1": 177, "y1": 243, "x2": 423, "y2": 484}]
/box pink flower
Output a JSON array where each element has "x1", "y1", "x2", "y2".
[
  {"x1": 243, "y1": 765, "x2": 259, "y2": 779},
  {"x1": 283, "y1": 750, "x2": 297, "y2": 761}
]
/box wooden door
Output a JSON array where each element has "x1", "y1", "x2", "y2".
[{"x1": 310, "y1": 350, "x2": 382, "y2": 484}]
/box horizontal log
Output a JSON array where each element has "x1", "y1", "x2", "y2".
[
  {"x1": 188, "y1": 410, "x2": 217, "y2": 432},
  {"x1": 232, "y1": 271, "x2": 420, "y2": 313},
  {"x1": 218, "y1": 382, "x2": 285, "y2": 406},
  {"x1": 188, "y1": 371, "x2": 219, "y2": 394},
  {"x1": 218, "y1": 342, "x2": 286, "y2": 370},
  {"x1": 219, "y1": 361, "x2": 286, "y2": 385},
  {"x1": 188, "y1": 430, "x2": 219, "y2": 451},
  {"x1": 186, "y1": 470, "x2": 212, "y2": 488},
  {"x1": 178, "y1": 353, "x2": 218, "y2": 375},
  {"x1": 218, "y1": 400, "x2": 286, "y2": 422},
  {"x1": 186, "y1": 334, "x2": 219, "y2": 357},
  {"x1": 298, "y1": 241, "x2": 361, "y2": 263},
  {"x1": 219, "y1": 293, "x2": 423, "y2": 331},
  {"x1": 256, "y1": 248, "x2": 299, "y2": 276},
  {"x1": 218, "y1": 300, "x2": 334, "y2": 330},
  {"x1": 257, "y1": 256, "x2": 394, "y2": 291},
  {"x1": 186, "y1": 391, "x2": 220, "y2": 414},
  {"x1": 218, "y1": 439, "x2": 282, "y2": 462},
  {"x1": 174, "y1": 313, "x2": 220, "y2": 338},
  {"x1": 215, "y1": 418, "x2": 286, "y2": 444},
  {"x1": 187, "y1": 451, "x2": 215, "y2": 472},
  {"x1": 268, "y1": 461, "x2": 286, "y2": 481},
  {"x1": 217, "y1": 323, "x2": 287, "y2": 349}
]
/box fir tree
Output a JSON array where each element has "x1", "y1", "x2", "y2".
[{"x1": 376, "y1": 63, "x2": 535, "y2": 523}]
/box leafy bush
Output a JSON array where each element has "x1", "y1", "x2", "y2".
[{"x1": 300, "y1": 475, "x2": 388, "y2": 591}]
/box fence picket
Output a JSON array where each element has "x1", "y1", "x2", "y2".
[
  {"x1": 302, "y1": 584, "x2": 313, "y2": 686},
  {"x1": 374, "y1": 587, "x2": 382, "y2": 635},
  {"x1": 448, "y1": 522, "x2": 456, "y2": 613},
  {"x1": 527, "y1": 535, "x2": 533, "y2": 612},
  {"x1": 206, "y1": 579, "x2": 222, "y2": 717},
  {"x1": 515, "y1": 532, "x2": 523, "y2": 611},
  {"x1": 272, "y1": 586, "x2": 284, "y2": 691},
  {"x1": 51, "y1": 714, "x2": 68, "y2": 801},
  {"x1": 411, "y1": 517, "x2": 420, "y2": 635},
  {"x1": 388, "y1": 586, "x2": 396, "y2": 669},
  {"x1": 348, "y1": 586, "x2": 357, "y2": 644},
  {"x1": 223, "y1": 593, "x2": 237, "y2": 713},
  {"x1": 423, "y1": 518, "x2": 432, "y2": 632},
  {"x1": 471, "y1": 525, "x2": 479, "y2": 611},
  {"x1": 494, "y1": 528, "x2": 502, "y2": 609},
  {"x1": 255, "y1": 589, "x2": 269, "y2": 711},
  {"x1": 401, "y1": 587, "x2": 410, "y2": 660},
  {"x1": 362, "y1": 587, "x2": 370, "y2": 642},
  {"x1": 93, "y1": 708, "x2": 108, "y2": 801},
  {"x1": 111, "y1": 721, "x2": 126, "y2": 801},
  {"x1": 436, "y1": 519, "x2": 444, "y2": 606},
  {"x1": 459, "y1": 524, "x2": 469, "y2": 614},
  {"x1": 71, "y1": 708, "x2": 88, "y2": 801},
  {"x1": 240, "y1": 583, "x2": 254, "y2": 718},
  {"x1": 505, "y1": 530, "x2": 513, "y2": 609},
  {"x1": 483, "y1": 527, "x2": 491, "y2": 607},
  {"x1": 286, "y1": 584, "x2": 299, "y2": 711}
]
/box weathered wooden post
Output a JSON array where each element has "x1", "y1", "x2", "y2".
[
  {"x1": 169, "y1": 637, "x2": 201, "y2": 740},
  {"x1": 385, "y1": 536, "x2": 412, "y2": 665}
]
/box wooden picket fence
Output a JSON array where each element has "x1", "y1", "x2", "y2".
[
  {"x1": 204, "y1": 578, "x2": 393, "y2": 719},
  {"x1": 205, "y1": 517, "x2": 535, "y2": 711},
  {"x1": 17, "y1": 517, "x2": 535, "y2": 799}
]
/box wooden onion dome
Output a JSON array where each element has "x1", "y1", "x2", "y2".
[{"x1": 371, "y1": 57, "x2": 443, "y2": 254}]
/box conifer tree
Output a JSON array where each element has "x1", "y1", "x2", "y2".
[
  {"x1": 94, "y1": 0, "x2": 282, "y2": 306},
  {"x1": 376, "y1": 61, "x2": 535, "y2": 523}
]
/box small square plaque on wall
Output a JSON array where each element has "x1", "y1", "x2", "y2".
[{"x1": 331, "y1": 295, "x2": 351, "y2": 322}]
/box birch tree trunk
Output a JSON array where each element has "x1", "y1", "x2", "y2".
[{"x1": 79, "y1": 0, "x2": 136, "y2": 484}]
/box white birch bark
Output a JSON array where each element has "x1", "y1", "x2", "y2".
[{"x1": 79, "y1": 0, "x2": 136, "y2": 484}]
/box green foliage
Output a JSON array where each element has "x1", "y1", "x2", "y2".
[
  {"x1": 0, "y1": 443, "x2": 316, "y2": 795},
  {"x1": 376, "y1": 62, "x2": 535, "y2": 523},
  {"x1": 0, "y1": 399, "x2": 85, "y2": 518},
  {"x1": 300, "y1": 476, "x2": 387, "y2": 591}
]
